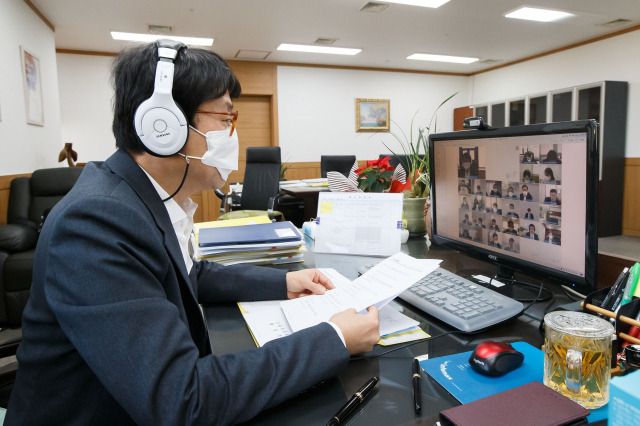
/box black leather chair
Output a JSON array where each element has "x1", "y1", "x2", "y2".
[
  {"x1": 215, "y1": 147, "x2": 287, "y2": 221},
  {"x1": 0, "y1": 167, "x2": 83, "y2": 386},
  {"x1": 379, "y1": 154, "x2": 425, "y2": 173},
  {"x1": 320, "y1": 155, "x2": 357, "y2": 178}
]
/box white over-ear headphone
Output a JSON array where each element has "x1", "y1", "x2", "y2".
[{"x1": 134, "y1": 40, "x2": 188, "y2": 157}]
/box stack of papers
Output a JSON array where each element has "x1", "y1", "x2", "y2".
[
  {"x1": 193, "y1": 218, "x2": 305, "y2": 266},
  {"x1": 238, "y1": 253, "x2": 442, "y2": 347},
  {"x1": 279, "y1": 178, "x2": 329, "y2": 189}
]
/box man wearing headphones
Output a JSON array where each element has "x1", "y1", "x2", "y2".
[{"x1": 7, "y1": 41, "x2": 380, "y2": 425}]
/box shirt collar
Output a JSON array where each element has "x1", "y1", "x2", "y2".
[{"x1": 138, "y1": 166, "x2": 191, "y2": 225}]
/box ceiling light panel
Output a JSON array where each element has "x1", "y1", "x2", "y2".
[
  {"x1": 277, "y1": 44, "x2": 361, "y2": 55},
  {"x1": 407, "y1": 53, "x2": 478, "y2": 64},
  {"x1": 111, "y1": 32, "x2": 213, "y2": 46},
  {"x1": 505, "y1": 7, "x2": 574, "y2": 22},
  {"x1": 383, "y1": 0, "x2": 450, "y2": 8}
]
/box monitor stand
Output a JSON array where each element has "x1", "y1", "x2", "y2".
[
  {"x1": 455, "y1": 264, "x2": 551, "y2": 302},
  {"x1": 493, "y1": 264, "x2": 550, "y2": 302}
]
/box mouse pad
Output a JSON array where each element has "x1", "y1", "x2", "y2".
[{"x1": 419, "y1": 341, "x2": 543, "y2": 404}]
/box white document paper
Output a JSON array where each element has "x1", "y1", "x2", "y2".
[
  {"x1": 281, "y1": 253, "x2": 441, "y2": 333},
  {"x1": 314, "y1": 192, "x2": 403, "y2": 256},
  {"x1": 239, "y1": 267, "x2": 425, "y2": 346}
]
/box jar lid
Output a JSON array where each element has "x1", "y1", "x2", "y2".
[{"x1": 544, "y1": 311, "x2": 614, "y2": 338}]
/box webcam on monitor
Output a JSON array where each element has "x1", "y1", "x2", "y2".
[{"x1": 463, "y1": 116, "x2": 492, "y2": 130}]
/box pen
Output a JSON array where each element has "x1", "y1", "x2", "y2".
[
  {"x1": 326, "y1": 376, "x2": 378, "y2": 426},
  {"x1": 601, "y1": 267, "x2": 629, "y2": 311},
  {"x1": 412, "y1": 358, "x2": 422, "y2": 413}
]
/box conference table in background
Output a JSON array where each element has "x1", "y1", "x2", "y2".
[{"x1": 203, "y1": 238, "x2": 577, "y2": 425}]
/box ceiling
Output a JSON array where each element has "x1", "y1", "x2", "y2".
[{"x1": 33, "y1": 0, "x2": 640, "y2": 74}]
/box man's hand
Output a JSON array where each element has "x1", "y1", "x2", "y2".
[
  {"x1": 286, "y1": 269, "x2": 335, "y2": 299},
  {"x1": 330, "y1": 306, "x2": 380, "y2": 355}
]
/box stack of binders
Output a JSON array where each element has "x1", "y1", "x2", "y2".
[{"x1": 193, "y1": 219, "x2": 305, "y2": 266}]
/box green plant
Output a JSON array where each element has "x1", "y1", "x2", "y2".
[
  {"x1": 355, "y1": 156, "x2": 394, "y2": 192},
  {"x1": 383, "y1": 93, "x2": 457, "y2": 198},
  {"x1": 279, "y1": 161, "x2": 291, "y2": 180}
]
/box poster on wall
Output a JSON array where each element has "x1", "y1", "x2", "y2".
[{"x1": 21, "y1": 46, "x2": 44, "y2": 126}]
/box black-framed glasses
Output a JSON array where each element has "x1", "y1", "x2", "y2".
[{"x1": 195, "y1": 110, "x2": 239, "y2": 136}]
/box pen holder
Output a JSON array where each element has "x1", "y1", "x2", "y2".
[
  {"x1": 614, "y1": 298, "x2": 640, "y2": 343},
  {"x1": 582, "y1": 288, "x2": 640, "y2": 374},
  {"x1": 582, "y1": 287, "x2": 612, "y2": 314}
]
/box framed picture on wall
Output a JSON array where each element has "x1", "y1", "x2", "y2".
[
  {"x1": 21, "y1": 46, "x2": 44, "y2": 126},
  {"x1": 355, "y1": 98, "x2": 390, "y2": 132}
]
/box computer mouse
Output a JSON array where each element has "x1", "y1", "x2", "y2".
[{"x1": 468, "y1": 341, "x2": 524, "y2": 376}]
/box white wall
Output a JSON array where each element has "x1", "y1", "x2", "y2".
[
  {"x1": 471, "y1": 29, "x2": 640, "y2": 157},
  {"x1": 51, "y1": 28, "x2": 640, "y2": 167},
  {"x1": 0, "y1": 0, "x2": 63, "y2": 174},
  {"x1": 277, "y1": 66, "x2": 469, "y2": 162},
  {"x1": 56, "y1": 54, "x2": 117, "y2": 162}
]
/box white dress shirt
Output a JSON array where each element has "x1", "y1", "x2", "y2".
[{"x1": 140, "y1": 167, "x2": 346, "y2": 347}]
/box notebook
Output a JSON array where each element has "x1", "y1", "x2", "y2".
[
  {"x1": 198, "y1": 221, "x2": 302, "y2": 247},
  {"x1": 439, "y1": 381, "x2": 589, "y2": 426}
]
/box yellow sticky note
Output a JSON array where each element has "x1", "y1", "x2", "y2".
[{"x1": 319, "y1": 201, "x2": 333, "y2": 214}]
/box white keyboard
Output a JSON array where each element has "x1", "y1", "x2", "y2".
[{"x1": 398, "y1": 268, "x2": 524, "y2": 332}]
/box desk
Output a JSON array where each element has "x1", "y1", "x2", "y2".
[
  {"x1": 203, "y1": 239, "x2": 575, "y2": 425},
  {"x1": 280, "y1": 186, "x2": 330, "y2": 222}
]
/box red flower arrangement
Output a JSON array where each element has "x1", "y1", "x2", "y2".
[{"x1": 355, "y1": 156, "x2": 394, "y2": 192}]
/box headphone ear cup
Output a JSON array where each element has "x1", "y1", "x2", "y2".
[{"x1": 134, "y1": 94, "x2": 188, "y2": 157}]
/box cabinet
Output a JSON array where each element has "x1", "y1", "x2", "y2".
[
  {"x1": 470, "y1": 81, "x2": 628, "y2": 236},
  {"x1": 584, "y1": 81, "x2": 628, "y2": 237}
]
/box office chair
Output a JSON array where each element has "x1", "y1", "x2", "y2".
[
  {"x1": 379, "y1": 154, "x2": 425, "y2": 173},
  {"x1": 0, "y1": 167, "x2": 83, "y2": 389},
  {"x1": 320, "y1": 155, "x2": 357, "y2": 178},
  {"x1": 215, "y1": 146, "x2": 286, "y2": 221}
]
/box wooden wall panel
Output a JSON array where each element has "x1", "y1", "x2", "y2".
[
  {"x1": 622, "y1": 158, "x2": 640, "y2": 236},
  {"x1": 284, "y1": 162, "x2": 322, "y2": 181},
  {"x1": 282, "y1": 160, "x2": 368, "y2": 181},
  {"x1": 227, "y1": 61, "x2": 277, "y2": 96}
]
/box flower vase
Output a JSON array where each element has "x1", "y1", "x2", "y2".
[{"x1": 404, "y1": 197, "x2": 427, "y2": 238}]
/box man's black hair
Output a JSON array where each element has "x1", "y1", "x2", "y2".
[{"x1": 111, "y1": 42, "x2": 242, "y2": 153}]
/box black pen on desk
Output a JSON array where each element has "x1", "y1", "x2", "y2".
[
  {"x1": 326, "y1": 376, "x2": 378, "y2": 426},
  {"x1": 412, "y1": 358, "x2": 422, "y2": 413}
]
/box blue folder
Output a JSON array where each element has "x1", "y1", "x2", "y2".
[
  {"x1": 419, "y1": 341, "x2": 544, "y2": 404},
  {"x1": 198, "y1": 221, "x2": 302, "y2": 247}
]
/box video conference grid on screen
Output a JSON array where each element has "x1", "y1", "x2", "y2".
[{"x1": 433, "y1": 132, "x2": 587, "y2": 278}]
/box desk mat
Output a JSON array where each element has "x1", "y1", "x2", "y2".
[{"x1": 419, "y1": 341, "x2": 543, "y2": 404}]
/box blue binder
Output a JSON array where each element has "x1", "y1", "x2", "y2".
[{"x1": 198, "y1": 221, "x2": 302, "y2": 247}]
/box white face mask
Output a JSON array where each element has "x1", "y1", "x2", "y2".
[{"x1": 185, "y1": 126, "x2": 239, "y2": 181}]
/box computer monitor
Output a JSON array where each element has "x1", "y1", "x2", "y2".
[{"x1": 429, "y1": 120, "x2": 599, "y2": 294}]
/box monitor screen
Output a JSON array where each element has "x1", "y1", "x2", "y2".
[{"x1": 429, "y1": 120, "x2": 599, "y2": 294}]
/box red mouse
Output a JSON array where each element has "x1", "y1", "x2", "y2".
[{"x1": 469, "y1": 341, "x2": 524, "y2": 376}]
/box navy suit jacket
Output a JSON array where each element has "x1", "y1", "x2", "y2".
[{"x1": 7, "y1": 150, "x2": 348, "y2": 425}]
